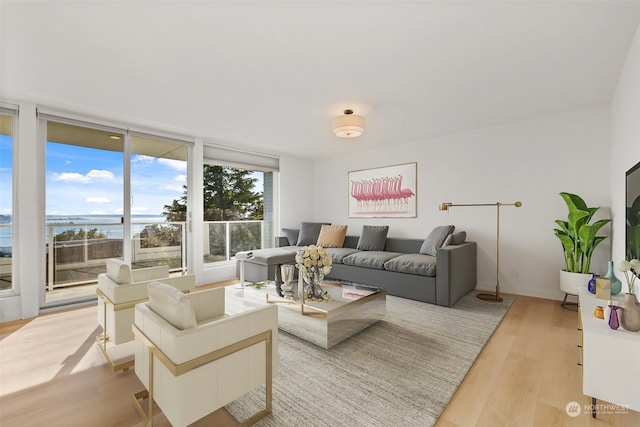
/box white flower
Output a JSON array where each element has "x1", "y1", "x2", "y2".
[
  {"x1": 619, "y1": 258, "x2": 639, "y2": 295},
  {"x1": 619, "y1": 260, "x2": 632, "y2": 272},
  {"x1": 295, "y1": 245, "x2": 332, "y2": 276}
]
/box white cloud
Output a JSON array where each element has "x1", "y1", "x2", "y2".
[
  {"x1": 86, "y1": 197, "x2": 110, "y2": 204},
  {"x1": 87, "y1": 170, "x2": 114, "y2": 180},
  {"x1": 132, "y1": 155, "x2": 155, "y2": 165},
  {"x1": 132, "y1": 206, "x2": 149, "y2": 214},
  {"x1": 174, "y1": 174, "x2": 187, "y2": 182},
  {"x1": 89, "y1": 210, "x2": 107, "y2": 215},
  {"x1": 52, "y1": 172, "x2": 91, "y2": 183},
  {"x1": 52, "y1": 169, "x2": 114, "y2": 183},
  {"x1": 161, "y1": 184, "x2": 185, "y2": 192},
  {"x1": 158, "y1": 158, "x2": 187, "y2": 171}
]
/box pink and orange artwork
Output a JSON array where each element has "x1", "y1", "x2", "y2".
[{"x1": 348, "y1": 162, "x2": 417, "y2": 218}]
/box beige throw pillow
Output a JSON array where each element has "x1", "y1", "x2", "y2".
[{"x1": 317, "y1": 225, "x2": 348, "y2": 248}]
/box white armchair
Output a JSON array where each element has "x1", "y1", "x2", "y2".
[
  {"x1": 132, "y1": 283, "x2": 278, "y2": 427},
  {"x1": 96, "y1": 258, "x2": 195, "y2": 370}
]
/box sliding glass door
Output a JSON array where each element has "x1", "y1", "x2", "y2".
[
  {"x1": 44, "y1": 121, "x2": 125, "y2": 305},
  {"x1": 130, "y1": 134, "x2": 188, "y2": 273},
  {"x1": 0, "y1": 111, "x2": 16, "y2": 295}
]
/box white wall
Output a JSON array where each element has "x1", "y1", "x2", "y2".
[
  {"x1": 312, "y1": 105, "x2": 612, "y2": 301},
  {"x1": 611, "y1": 21, "x2": 640, "y2": 274},
  {"x1": 279, "y1": 155, "x2": 314, "y2": 228}
]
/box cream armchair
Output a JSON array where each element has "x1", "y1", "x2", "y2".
[
  {"x1": 96, "y1": 258, "x2": 195, "y2": 370},
  {"x1": 132, "y1": 283, "x2": 278, "y2": 427}
]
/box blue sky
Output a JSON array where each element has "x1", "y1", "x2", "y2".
[
  {"x1": 0, "y1": 135, "x2": 12, "y2": 215},
  {"x1": 0, "y1": 136, "x2": 263, "y2": 217},
  {"x1": 45, "y1": 142, "x2": 186, "y2": 216}
]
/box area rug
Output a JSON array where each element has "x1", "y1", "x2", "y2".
[{"x1": 226, "y1": 291, "x2": 514, "y2": 427}]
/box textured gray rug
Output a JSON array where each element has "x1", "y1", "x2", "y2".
[{"x1": 226, "y1": 291, "x2": 514, "y2": 426}]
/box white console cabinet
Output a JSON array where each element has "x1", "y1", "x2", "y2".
[{"x1": 578, "y1": 286, "x2": 640, "y2": 416}]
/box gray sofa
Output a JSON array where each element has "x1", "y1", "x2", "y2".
[{"x1": 236, "y1": 225, "x2": 477, "y2": 307}]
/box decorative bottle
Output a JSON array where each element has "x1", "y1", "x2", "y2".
[
  {"x1": 587, "y1": 274, "x2": 597, "y2": 294},
  {"x1": 604, "y1": 260, "x2": 622, "y2": 295},
  {"x1": 608, "y1": 305, "x2": 620, "y2": 330}
]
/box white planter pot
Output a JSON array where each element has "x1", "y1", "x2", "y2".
[{"x1": 560, "y1": 270, "x2": 592, "y2": 296}]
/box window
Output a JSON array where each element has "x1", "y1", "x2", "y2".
[
  {"x1": 0, "y1": 110, "x2": 16, "y2": 294},
  {"x1": 201, "y1": 143, "x2": 278, "y2": 264}
]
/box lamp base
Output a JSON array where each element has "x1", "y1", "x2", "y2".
[{"x1": 477, "y1": 292, "x2": 503, "y2": 303}]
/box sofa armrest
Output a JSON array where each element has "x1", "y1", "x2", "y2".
[
  {"x1": 435, "y1": 242, "x2": 477, "y2": 307},
  {"x1": 275, "y1": 236, "x2": 290, "y2": 247}
]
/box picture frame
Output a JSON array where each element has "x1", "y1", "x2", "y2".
[{"x1": 348, "y1": 162, "x2": 417, "y2": 218}]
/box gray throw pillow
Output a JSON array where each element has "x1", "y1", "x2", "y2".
[
  {"x1": 296, "y1": 222, "x2": 330, "y2": 246},
  {"x1": 356, "y1": 225, "x2": 389, "y2": 251},
  {"x1": 282, "y1": 228, "x2": 299, "y2": 246},
  {"x1": 444, "y1": 231, "x2": 466, "y2": 246},
  {"x1": 419, "y1": 225, "x2": 455, "y2": 255}
]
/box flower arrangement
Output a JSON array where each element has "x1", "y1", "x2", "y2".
[
  {"x1": 295, "y1": 245, "x2": 332, "y2": 301},
  {"x1": 295, "y1": 244, "x2": 332, "y2": 275},
  {"x1": 618, "y1": 259, "x2": 640, "y2": 295}
]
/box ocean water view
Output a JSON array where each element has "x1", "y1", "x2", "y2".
[{"x1": 0, "y1": 214, "x2": 170, "y2": 250}]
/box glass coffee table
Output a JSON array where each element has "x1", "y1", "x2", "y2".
[{"x1": 226, "y1": 281, "x2": 386, "y2": 349}]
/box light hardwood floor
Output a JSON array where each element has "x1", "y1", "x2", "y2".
[{"x1": 1, "y1": 286, "x2": 638, "y2": 427}]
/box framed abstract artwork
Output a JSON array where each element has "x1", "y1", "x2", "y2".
[{"x1": 348, "y1": 162, "x2": 417, "y2": 218}]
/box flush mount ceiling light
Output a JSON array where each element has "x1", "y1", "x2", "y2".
[{"x1": 333, "y1": 109, "x2": 365, "y2": 138}]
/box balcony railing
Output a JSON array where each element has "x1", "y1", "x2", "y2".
[{"x1": 1, "y1": 219, "x2": 269, "y2": 294}]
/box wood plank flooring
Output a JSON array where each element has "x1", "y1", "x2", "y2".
[{"x1": 1, "y1": 287, "x2": 638, "y2": 427}]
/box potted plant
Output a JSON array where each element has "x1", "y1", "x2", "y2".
[{"x1": 553, "y1": 192, "x2": 611, "y2": 301}]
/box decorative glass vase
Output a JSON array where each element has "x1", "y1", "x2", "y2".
[
  {"x1": 608, "y1": 305, "x2": 620, "y2": 330},
  {"x1": 587, "y1": 274, "x2": 597, "y2": 294},
  {"x1": 618, "y1": 293, "x2": 640, "y2": 332},
  {"x1": 303, "y1": 269, "x2": 327, "y2": 300},
  {"x1": 604, "y1": 260, "x2": 622, "y2": 295}
]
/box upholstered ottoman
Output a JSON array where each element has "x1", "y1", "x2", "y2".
[{"x1": 235, "y1": 247, "x2": 297, "y2": 284}]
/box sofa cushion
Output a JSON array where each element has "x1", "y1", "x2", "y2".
[
  {"x1": 384, "y1": 254, "x2": 437, "y2": 277},
  {"x1": 249, "y1": 248, "x2": 297, "y2": 265},
  {"x1": 297, "y1": 222, "x2": 330, "y2": 246},
  {"x1": 105, "y1": 258, "x2": 133, "y2": 284},
  {"x1": 317, "y1": 225, "x2": 348, "y2": 248},
  {"x1": 148, "y1": 281, "x2": 197, "y2": 330},
  {"x1": 443, "y1": 231, "x2": 467, "y2": 246},
  {"x1": 419, "y1": 225, "x2": 455, "y2": 256},
  {"x1": 356, "y1": 225, "x2": 389, "y2": 251},
  {"x1": 342, "y1": 251, "x2": 403, "y2": 270},
  {"x1": 324, "y1": 247, "x2": 361, "y2": 264},
  {"x1": 282, "y1": 228, "x2": 300, "y2": 246}
]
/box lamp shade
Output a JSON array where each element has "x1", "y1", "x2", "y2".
[{"x1": 333, "y1": 109, "x2": 365, "y2": 138}]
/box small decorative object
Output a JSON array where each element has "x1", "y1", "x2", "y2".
[
  {"x1": 594, "y1": 306, "x2": 604, "y2": 319},
  {"x1": 280, "y1": 265, "x2": 295, "y2": 299},
  {"x1": 608, "y1": 305, "x2": 620, "y2": 330},
  {"x1": 618, "y1": 258, "x2": 640, "y2": 295},
  {"x1": 595, "y1": 278, "x2": 611, "y2": 300},
  {"x1": 604, "y1": 301, "x2": 612, "y2": 323},
  {"x1": 587, "y1": 274, "x2": 597, "y2": 294},
  {"x1": 295, "y1": 245, "x2": 332, "y2": 302},
  {"x1": 604, "y1": 260, "x2": 622, "y2": 295},
  {"x1": 618, "y1": 293, "x2": 640, "y2": 332}
]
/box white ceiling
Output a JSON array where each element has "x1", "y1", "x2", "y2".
[{"x1": 2, "y1": 1, "x2": 640, "y2": 159}]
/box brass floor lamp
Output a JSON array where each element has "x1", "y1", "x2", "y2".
[{"x1": 439, "y1": 201, "x2": 522, "y2": 302}]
